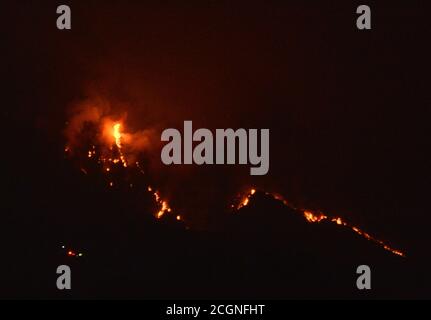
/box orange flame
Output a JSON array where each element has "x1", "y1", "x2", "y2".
[
  {"x1": 303, "y1": 211, "x2": 328, "y2": 223},
  {"x1": 111, "y1": 122, "x2": 127, "y2": 168},
  {"x1": 237, "y1": 188, "x2": 256, "y2": 209},
  {"x1": 113, "y1": 123, "x2": 122, "y2": 149},
  {"x1": 148, "y1": 186, "x2": 172, "y2": 219}
]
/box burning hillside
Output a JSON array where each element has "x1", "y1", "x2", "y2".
[
  {"x1": 65, "y1": 108, "x2": 175, "y2": 222},
  {"x1": 235, "y1": 189, "x2": 405, "y2": 257},
  {"x1": 63, "y1": 103, "x2": 405, "y2": 259}
]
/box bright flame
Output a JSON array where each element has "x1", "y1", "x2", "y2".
[
  {"x1": 303, "y1": 211, "x2": 327, "y2": 223},
  {"x1": 237, "y1": 188, "x2": 256, "y2": 209},
  {"x1": 112, "y1": 123, "x2": 128, "y2": 168},
  {"x1": 332, "y1": 217, "x2": 344, "y2": 225},
  {"x1": 113, "y1": 123, "x2": 122, "y2": 149},
  {"x1": 156, "y1": 200, "x2": 171, "y2": 219},
  {"x1": 148, "y1": 186, "x2": 172, "y2": 219}
]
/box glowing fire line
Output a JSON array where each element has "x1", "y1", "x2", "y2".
[
  {"x1": 148, "y1": 186, "x2": 172, "y2": 219},
  {"x1": 113, "y1": 123, "x2": 122, "y2": 149},
  {"x1": 236, "y1": 188, "x2": 405, "y2": 257}
]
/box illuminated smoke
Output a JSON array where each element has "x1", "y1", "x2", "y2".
[
  {"x1": 65, "y1": 101, "x2": 175, "y2": 220},
  {"x1": 64, "y1": 98, "x2": 156, "y2": 167}
]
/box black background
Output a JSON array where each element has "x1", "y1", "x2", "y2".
[{"x1": 2, "y1": 1, "x2": 429, "y2": 299}]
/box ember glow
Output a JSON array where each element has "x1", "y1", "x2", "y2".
[
  {"x1": 304, "y1": 211, "x2": 328, "y2": 223},
  {"x1": 148, "y1": 186, "x2": 172, "y2": 219},
  {"x1": 235, "y1": 188, "x2": 406, "y2": 257},
  {"x1": 61, "y1": 245, "x2": 83, "y2": 258},
  {"x1": 236, "y1": 188, "x2": 256, "y2": 209}
]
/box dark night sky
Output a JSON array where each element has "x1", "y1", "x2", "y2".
[{"x1": 2, "y1": 1, "x2": 430, "y2": 298}]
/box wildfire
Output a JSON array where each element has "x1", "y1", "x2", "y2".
[
  {"x1": 113, "y1": 123, "x2": 122, "y2": 149},
  {"x1": 235, "y1": 188, "x2": 406, "y2": 257},
  {"x1": 65, "y1": 115, "x2": 178, "y2": 221},
  {"x1": 303, "y1": 211, "x2": 328, "y2": 223},
  {"x1": 76, "y1": 121, "x2": 130, "y2": 169},
  {"x1": 64, "y1": 108, "x2": 404, "y2": 258},
  {"x1": 148, "y1": 186, "x2": 172, "y2": 219},
  {"x1": 237, "y1": 188, "x2": 256, "y2": 209},
  {"x1": 111, "y1": 122, "x2": 127, "y2": 168}
]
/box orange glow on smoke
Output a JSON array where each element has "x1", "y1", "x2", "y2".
[
  {"x1": 91, "y1": 120, "x2": 129, "y2": 169},
  {"x1": 65, "y1": 115, "x2": 178, "y2": 222}
]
